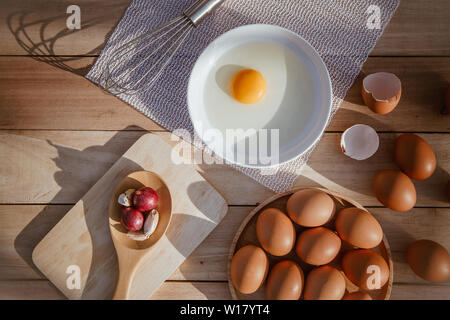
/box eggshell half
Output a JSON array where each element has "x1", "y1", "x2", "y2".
[
  {"x1": 341, "y1": 124, "x2": 379, "y2": 160},
  {"x1": 407, "y1": 239, "x2": 450, "y2": 283},
  {"x1": 230, "y1": 245, "x2": 269, "y2": 294},
  {"x1": 373, "y1": 170, "x2": 416, "y2": 212},
  {"x1": 265, "y1": 260, "x2": 304, "y2": 300},
  {"x1": 394, "y1": 134, "x2": 437, "y2": 180},
  {"x1": 362, "y1": 72, "x2": 401, "y2": 114}
]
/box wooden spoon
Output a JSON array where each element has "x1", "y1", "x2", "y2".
[{"x1": 108, "y1": 171, "x2": 172, "y2": 299}]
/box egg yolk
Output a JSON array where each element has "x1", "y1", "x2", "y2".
[{"x1": 230, "y1": 69, "x2": 266, "y2": 104}]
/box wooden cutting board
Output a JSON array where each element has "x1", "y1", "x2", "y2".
[{"x1": 32, "y1": 133, "x2": 228, "y2": 299}]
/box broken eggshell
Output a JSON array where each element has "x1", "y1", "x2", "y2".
[
  {"x1": 362, "y1": 72, "x2": 401, "y2": 114},
  {"x1": 341, "y1": 124, "x2": 379, "y2": 160},
  {"x1": 118, "y1": 188, "x2": 135, "y2": 207}
]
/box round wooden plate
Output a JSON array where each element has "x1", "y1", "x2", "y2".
[{"x1": 227, "y1": 187, "x2": 393, "y2": 300}]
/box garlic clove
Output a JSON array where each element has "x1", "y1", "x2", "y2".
[
  {"x1": 126, "y1": 209, "x2": 160, "y2": 242},
  {"x1": 118, "y1": 188, "x2": 135, "y2": 207},
  {"x1": 127, "y1": 230, "x2": 150, "y2": 241},
  {"x1": 143, "y1": 209, "x2": 159, "y2": 236}
]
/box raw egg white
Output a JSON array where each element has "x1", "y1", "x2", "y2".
[{"x1": 203, "y1": 41, "x2": 315, "y2": 148}]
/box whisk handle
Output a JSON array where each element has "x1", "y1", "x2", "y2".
[{"x1": 184, "y1": 0, "x2": 224, "y2": 25}]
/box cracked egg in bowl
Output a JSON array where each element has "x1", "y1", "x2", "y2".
[{"x1": 188, "y1": 24, "x2": 332, "y2": 168}]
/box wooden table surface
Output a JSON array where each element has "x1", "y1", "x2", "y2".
[{"x1": 0, "y1": 0, "x2": 449, "y2": 300}]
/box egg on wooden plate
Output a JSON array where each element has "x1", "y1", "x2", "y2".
[
  {"x1": 343, "y1": 291, "x2": 372, "y2": 300},
  {"x1": 303, "y1": 265, "x2": 346, "y2": 300},
  {"x1": 335, "y1": 207, "x2": 383, "y2": 249},
  {"x1": 295, "y1": 227, "x2": 341, "y2": 266},
  {"x1": 265, "y1": 260, "x2": 304, "y2": 300},
  {"x1": 342, "y1": 249, "x2": 390, "y2": 291},
  {"x1": 230, "y1": 245, "x2": 269, "y2": 294},
  {"x1": 286, "y1": 189, "x2": 336, "y2": 227},
  {"x1": 256, "y1": 208, "x2": 296, "y2": 257}
]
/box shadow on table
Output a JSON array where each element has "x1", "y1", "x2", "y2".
[
  {"x1": 414, "y1": 70, "x2": 449, "y2": 115},
  {"x1": 6, "y1": 0, "x2": 130, "y2": 76},
  {"x1": 13, "y1": 126, "x2": 145, "y2": 299}
]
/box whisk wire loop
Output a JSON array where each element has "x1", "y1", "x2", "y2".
[{"x1": 101, "y1": 0, "x2": 225, "y2": 95}]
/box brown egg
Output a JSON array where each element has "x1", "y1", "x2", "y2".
[
  {"x1": 373, "y1": 170, "x2": 416, "y2": 212},
  {"x1": 335, "y1": 207, "x2": 383, "y2": 249},
  {"x1": 362, "y1": 72, "x2": 401, "y2": 115},
  {"x1": 303, "y1": 265, "x2": 346, "y2": 300},
  {"x1": 265, "y1": 260, "x2": 304, "y2": 300},
  {"x1": 230, "y1": 245, "x2": 269, "y2": 294},
  {"x1": 394, "y1": 134, "x2": 436, "y2": 180},
  {"x1": 295, "y1": 227, "x2": 341, "y2": 266},
  {"x1": 342, "y1": 291, "x2": 372, "y2": 300},
  {"x1": 256, "y1": 208, "x2": 296, "y2": 256},
  {"x1": 342, "y1": 249, "x2": 390, "y2": 291},
  {"x1": 286, "y1": 189, "x2": 335, "y2": 227},
  {"x1": 407, "y1": 239, "x2": 450, "y2": 283}
]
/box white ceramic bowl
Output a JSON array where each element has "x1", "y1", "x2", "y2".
[{"x1": 187, "y1": 24, "x2": 332, "y2": 168}]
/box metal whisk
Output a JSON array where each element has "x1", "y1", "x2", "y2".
[{"x1": 102, "y1": 0, "x2": 224, "y2": 95}]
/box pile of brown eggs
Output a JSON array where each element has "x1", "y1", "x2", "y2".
[
  {"x1": 360, "y1": 73, "x2": 446, "y2": 210},
  {"x1": 373, "y1": 133, "x2": 436, "y2": 212},
  {"x1": 230, "y1": 189, "x2": 390, "y2": 300},
  {"x1": 361, "y1": 76, "x2": 450, "y2": 284}
]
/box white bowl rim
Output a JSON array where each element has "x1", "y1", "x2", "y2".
[{"x1": 187, "y1": 24, "x2": 332, "y2": 169}]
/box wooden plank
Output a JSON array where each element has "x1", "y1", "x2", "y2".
[
  {"x1": 0, "y1": 280, "x2": 66, "y2": 300},
  {"x1": 1, "y1": 280, "x2": 449, "y2": 300},
  {"x1": 0, "y1": 280, "x2": 231, "y2": 300},
  {"x1": 0, "y1": 57, "x2": 449, "y2": 132},
  {"x1": 2, "y1": 205, "x2": 449, "y2": 286},
  {"x1": 331, "y1": 57, "x2": 450, "y2": 133},
  {"x1": 0, "y1": 130, "x2": 273, "y2": 205},
  {"x1": 371, "y1": 0, "x2": 450, "y2": 56},
  {"x1": 389, "y1": 284, "x2": 450, "y2": 300},
  {"x1": 1, "y1": 130, "x2": 448, "y2": 207},
  {"x1": 172, "y1": 207, "x2": 450, "y2": 284},
  {"x1": 0, "y1": 130, "x2": 146, "y2": 204},
  {"x1": 297, "y1": 132, "x2": 450, "y2": 208},
  {"x1": 151, "y1": 282, "x2": 231, "y2": 300},
  {"x1": 0, "y1": 0, "x2": 449, "y2": 57},
  {"x1": 0, "y1": 205, "x2": 71, "y2": 280},
  {"x1": 0, "y1": 0, "x2": 131, "y2": 57},
  {"x1": 0, "y1": 57, "x2": 162, "y2": 131}
]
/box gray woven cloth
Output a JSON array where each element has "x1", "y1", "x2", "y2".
[{"x1": 87, "y1": 0, "x2": 400, "y2": 192}]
